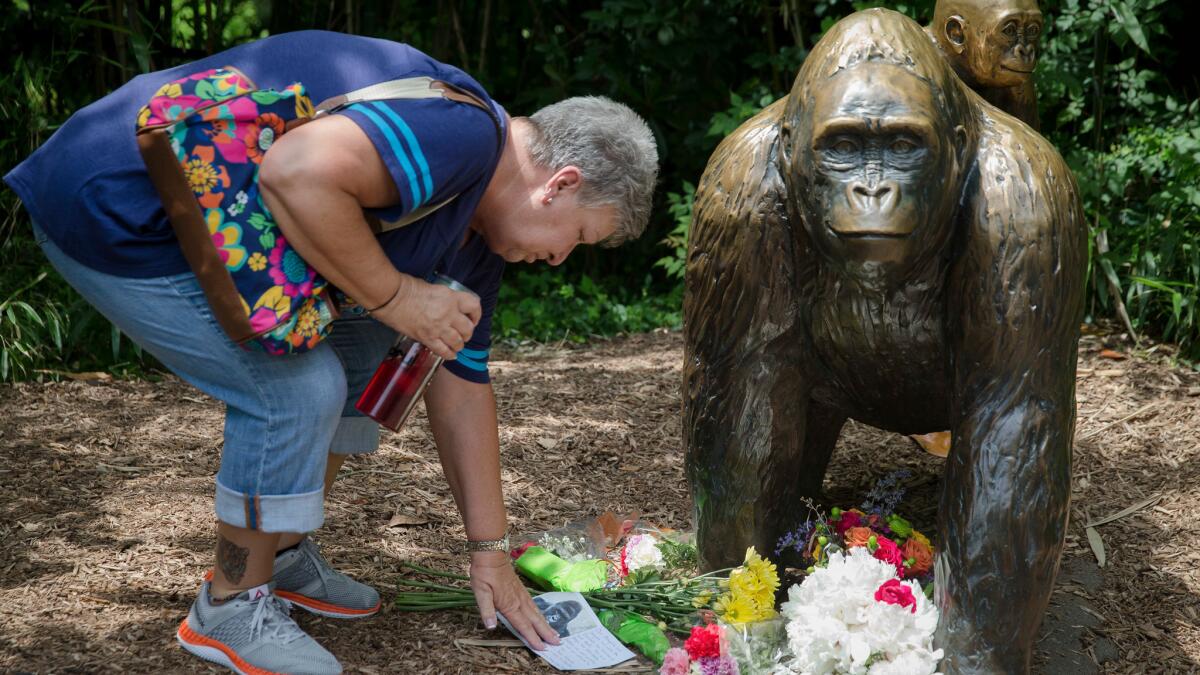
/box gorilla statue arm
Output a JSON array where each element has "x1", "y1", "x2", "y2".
[
  {"x1": 683, "y1": 99, "x2": 845, "y2": 568},
  {"x1": 937, "y1": 107, "x2": 1086, "y2": 673}
]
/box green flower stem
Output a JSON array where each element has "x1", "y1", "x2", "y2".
[{"x1": 400, "y1": 561, "x2": 471, "y2": 581}]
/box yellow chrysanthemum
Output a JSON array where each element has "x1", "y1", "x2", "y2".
[
  {"x1": 911, "y1": 530, "x2": 932, "y2": 549},
  {"x1": 744, "y1": 547, "x2": 779, "y2": 592},
  {"x1": 713, "y1": 546, "x2": 780, "y2": 626}
]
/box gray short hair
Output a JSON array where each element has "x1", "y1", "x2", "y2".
[{"x1": 525, "y1": 96, "x2": 659, "y2": 246}]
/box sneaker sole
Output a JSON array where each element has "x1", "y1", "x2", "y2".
[
  {"x1": 275, "y1": 590, "x2": 381, "y2": 619},
  {"x1": 177, "y1": 617, "x2": 283, "y2": 675},
  {"x1": 202, "y1": 569, "x2": 381, "y2": 620}
]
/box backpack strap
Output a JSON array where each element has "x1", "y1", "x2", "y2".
[{"x1": 314, "y1": 76, "x2": 503, "y2": 232}]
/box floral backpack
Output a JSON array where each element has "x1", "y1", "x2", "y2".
[{"x1": 135, "y1": 66, "x2": 497, "y2": 354}]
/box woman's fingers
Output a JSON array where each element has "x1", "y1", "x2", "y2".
[
  {"x1": 457, "y1": 291, "x2": 482, "y2": 325},
  {"x1": 427, "y1": 338, "x2": 456, "y2": 361},
  {"x1": 474, "y1": 584, "x2": 498, "y2": 630},
  {"x1": 451, "y1": 315, "x2": 475, "y2": 343},
  {"x1": 503, "y1": 608, "x2": 548, "y2": 651},
  {"x1": 519, "y1": 594, "x2": 561, "y2": 646}
]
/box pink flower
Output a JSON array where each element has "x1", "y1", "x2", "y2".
[
  {"x1": 872, "y1": 535, "x2": 906, "y2": 576},
  {"x1": 659, "y1": 648, "x2": 690, "y2": 675},
  {"x1": 874, "y1": 578, "x2": 917, "y2": 613},
  {"x1": 618, "y1": 545, "x2": 630, "y2": 577},
  {"x1": 684, "y1": 623, "x2": 722, "y2": 661},
  {"x1": 510, "y1": 541, "x2": 536, "y2": 560}
]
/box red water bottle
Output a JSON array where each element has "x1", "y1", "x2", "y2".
[{"x1": 355, "y1": 275, "x2": 477, "y2": 431}]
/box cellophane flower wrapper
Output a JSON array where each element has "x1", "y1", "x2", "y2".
[
  {"x1": 719, "y1": 616, "x2": 790, "y2": 674},
  {"x1": 517, "y1": 511, "x2": 640, "y2": 563}
]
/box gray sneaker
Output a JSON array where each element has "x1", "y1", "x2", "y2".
[
  {"x1": 273, "y1": 539, "x2": 381, "y2": 619},
  {"x1": 177, "y1": 581, "x2": 342, "y2": 675}
]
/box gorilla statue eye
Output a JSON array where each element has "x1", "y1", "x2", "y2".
[
  {"x1": 890, "y1": 139, "x2": 918, "y2": 154},
  {"x1": 832, "y1": 138, "x2": 858, "y2": 154},
  {"x1": 1002, "y1": 21, "x2": 1018, "y2": 38},
  {"x1": 1026, "y1": 22, "x2": 1042, "y2": 38}
]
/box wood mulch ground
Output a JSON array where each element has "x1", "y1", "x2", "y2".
[{"x1": 1, "y1": 329, "x2": 1197, "y2": 674}]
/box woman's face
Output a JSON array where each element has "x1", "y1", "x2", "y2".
[{"x1": 482, "y1": 188, "x2": 618, "y2": 266}]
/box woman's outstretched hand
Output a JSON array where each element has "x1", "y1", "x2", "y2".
[{"x1": 469, "y1": 551, "x2": 561, "y2": 650}]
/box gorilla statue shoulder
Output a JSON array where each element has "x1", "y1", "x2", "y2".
[{"x1": 682, "y1": 9, "x2": 1085, "y2": 673}]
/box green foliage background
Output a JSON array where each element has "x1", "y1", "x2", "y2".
[{"x1": 1, "y1": 0, "x2": 1197, "y2": 379}]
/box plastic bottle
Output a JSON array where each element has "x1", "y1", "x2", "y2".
[{"x1": 355, "y1": 274, "x2": 476, "y2": 431}]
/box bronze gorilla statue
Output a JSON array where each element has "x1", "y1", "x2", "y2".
[{"x1": 682, "y1": 8, "x2": 1084, "y2": 673}]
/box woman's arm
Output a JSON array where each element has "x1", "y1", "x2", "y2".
[
  {"x1": 259, "y1": 115, "x2": 478, "y2": 358},
  {"x1": 423, "y1": 372, "x2": 560, "y2": 649}
]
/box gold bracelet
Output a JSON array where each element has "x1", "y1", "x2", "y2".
[{"x1": 466, "y1": 534, "x2": 510, "y2": 553}]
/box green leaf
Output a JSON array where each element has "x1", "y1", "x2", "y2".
[{"x1": 1111, "y1": 2, "x2": 1151, "y2": 55}]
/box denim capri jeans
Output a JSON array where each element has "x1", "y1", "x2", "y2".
[{"x1": 34, "y1": 223, "x2": 396, "y2": 533}]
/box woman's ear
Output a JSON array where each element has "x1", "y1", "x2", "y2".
[{"x1": 544, "y1": 166, "x2": 582, "y2": 203}]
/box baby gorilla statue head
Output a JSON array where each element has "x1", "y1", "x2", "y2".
[
  {"x1": 933, "y1": 0, "x2": 1043, "y2": 89},
  {"x1": 780, "y1": 11, "x2": 979, "y2": 282}
]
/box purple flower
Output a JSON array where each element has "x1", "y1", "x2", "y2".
[
  {"x1": 775, "y1": 519, "x2": 815, "y2": 557},
  {"x1": 861, "y1": 469, "x2": 912, "y2": 516},
  {"x1": 698, "y1": 654, "x2": 740, "y2": 675}
]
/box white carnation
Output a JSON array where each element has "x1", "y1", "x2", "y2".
[
  {"x1": 778, "y1": 547, "x2": 942, "y2": 675},
  {"x1": 623, "y1": 534, "x2": 665, "y2": 572}
]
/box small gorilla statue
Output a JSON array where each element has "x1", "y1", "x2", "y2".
[
  {"x1": 682, "y1": 8, "x2": 1084, "y2": 673},
  {"x1": 928, "y1": 0, "x2": 1043, "y2": 129},
  {"x1": 913, "y1": 0, "x2": 1045, "y2": 458}
]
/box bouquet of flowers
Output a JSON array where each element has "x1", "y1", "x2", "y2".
[
  {"x1": 766, "y1": 471, "x2": 942, "y2": 674},
  {"x1": 774, "y1": 471, "x2": 935, "y2": 588},
  {"x1": 778, "y1": 547, "x2": 941, "y2": 674}
]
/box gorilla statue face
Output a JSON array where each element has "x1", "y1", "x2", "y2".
[
  {"x1": 941, "y1": 0, "x2": 1043, "y2": 88},
  {"x1": 794, "y1": 62, "x2": 964, "y2": 277}
]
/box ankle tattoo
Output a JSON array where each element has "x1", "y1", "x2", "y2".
[{"x1": 217, "y1": 534, "x2": 249, "y2": 585}]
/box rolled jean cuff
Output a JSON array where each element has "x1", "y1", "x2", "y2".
[
  {"x1": 329, "y1": 415, "x2": 380, "y2": 455},
  {"x1": 215, "y1": 480, "x2": 325, "y2": 533}
]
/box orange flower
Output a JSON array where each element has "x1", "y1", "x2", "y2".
[
  {"x1": 844, "y1": 526, "x2": 874, "y2": 549},
  {"x1": 902, "y1": 536, "x2": 934, "y2": 578}
]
